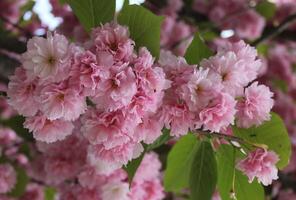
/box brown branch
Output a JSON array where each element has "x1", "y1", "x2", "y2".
[{"x1": 252, "y1": 13, "x2": 296, "y2": 46}]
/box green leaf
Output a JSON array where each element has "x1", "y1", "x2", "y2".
[
  {"x1": 146, "y1": 129, "x2": 172, "y2": 151},
  {"x1": 190, "y1": 141, "x2": 217, "y2": 200},
  {"x1": 184, "y1": 32, "x2": 213, "y2": 65},
  {"x1": 272, "y1": 79, "x2": 288, "y2": 93},
  {"x1": 164, "y1": 134, "x2": 199, "y2": 192},
  {"x1": 256, "y1": 0, "x2": 276, "y2": 20},
  {"x1": 123, "y1": 152, "x2": 145, "y2": 184},
  {"x1": 216, "y1": 145, "x2": 235, "y2": 200},
  {"x1": 256, "y1": 43, "x2": 269, "y2": 56},
  {"x1": 66, "y1": 0, "x2": 116, "y2": 31},
  {"x1": 234, "y1": 170, "x2": 265, "y2": 200},
  {"x1": 44, "y1": 187, "x2": 56, "y2": 200},
  {"x1": 9, "y1": 167, "x2": 29, "y2": 197},
  {"x1": 233, "y1": 112, "x2": 291, "y2": 169},
  {"x1": 118, "y1": 5, "x2": 163, "y2": 58}
]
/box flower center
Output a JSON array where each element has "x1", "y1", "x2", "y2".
[{"x1": 47, "y1": 56, "x2": 56, "y2": 66}]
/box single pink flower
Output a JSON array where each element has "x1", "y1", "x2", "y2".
[
  {"x1": 158, "y1": 104, "x2": 196, "y2": 137},
  {"x1": 7, "y1": 68, "x2": 39, "y2": 117},
  {"x1": 237, "y1": 148, "x2": 279, "y2": 186},
  {"x1": 87, "y1": 142, "x2": 143, "y2": 175},
  {"x1": 0, "y1": 164, "x2": 16, "y2": 194},
  {"x1": 178, "y1": 68, "x2": 221, "y2": 111},
  {"x1": 101, "y1": 182, "x2": 129, "y2": 200},
  {"x1": 81, "y1": 108, "x2": 140, "y2": 148},
  {"x1": 91, "y1": 23, "x2": 134, "y2": 63},
  {"x1": 92, "y1": 64, "x2": 137, "y2": 111},
  {"x1": 236, "y1": 82, "x2": 274, "y2": 128},
  {"x1": 24, "y1": 114, "x2": 74, "y2": 143},
  {"x1": 22, "y1": 32, "x2": 72, "y2": 82},
  {"x1": 199, "y1": 92, "x2": 237, "y2": 132},
  {"x1": 70, "y1": 50, "x2": 109, "y2": 96},
  {"x1": 38, "y1": 80, "x2": 86, "y2": 121}
]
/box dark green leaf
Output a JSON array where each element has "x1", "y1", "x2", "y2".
[
  {"x1": 146, "y1": 129, "x2": 172, "y2": 151},
  {"x1": 164, "y1": 134, "x2": 199, "y2": 192},
  {"x1": 44, "y1": 187, "x2": 56, "y2": 200},
  {"x1": 233, "y1": 112, "x2": 291, "y2": 169},
  {"x1": 234, "y1": 170, "x2": 265, "y2": 200},
  {"x1": 184, "y1": 32, "x2": 213, "y2": 65},
  {"x1": 67, "y1": 0, "x2": 116, "y2": 31},
  {"x1": 9, "y1": 167, "x2": 29, "y2": 197},
  {"x1": 216, "y1": 145, "x2": 235, "y2": 200},
  {"x1": 190, "y1": 141, "x2": 217, "y2": 200},
  {"x1": 256, "y1": 0, "x2": 276, "y2": 20},
  {"x1": 123, "y1": 152, "x2": 145, "y2": 184},
  {"x1": 118, "y1": 5, "x2": 163, "y2": 58}
]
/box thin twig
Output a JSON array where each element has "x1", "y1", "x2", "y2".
[
  {"x1": 0, "y1": 15, "x2": 32, "y2": 38},
  {"x1": 194, "y1": 130, "x2": 267, "y2": 149},
  {"x1": 252, "y1": 13, "x2": 296, "y2": 46}
]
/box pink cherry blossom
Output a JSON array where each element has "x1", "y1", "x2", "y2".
[
  {"x1": 221, "y1": 40, "x2": 262, "y2": 85},
  {"x1": 133, "y1": 152, "x2": 162, "y2": 184},
  {"x1": 134, "y1": 116, "x2": 163, "y2": 144},
  {"x1": 70, "y1": 50, "x2": 109, "y2": 96},
  {"x1": 236, "y1": 82, "x2": 274, "y2": 128},
  {"x1": 159, "y1": 50, "x2": 195, "y2": 88},
  {"x1": 22, "y1": 32, "x2": 72, "y2": 82},
  {"x1": 81, "y1": 108, "x2": 140, "y2": 148},
  {"x1": 101, "y1": 182, "x2": 129, "y2": 200},
  {"x1": 92, "y1": 64, "x2": 137, "y2": 111},
  {"x1": 37, "y1": 80, "x2": 86, "y2": 121},
  {"x1": 237, "y1": 148, "x2": 279, "y2": 186},
  {"x1": 0, "y1": 164, "x2": 16, "y2": 194},
  {"x1": 223, "y1": 10, "x2": 265, "y2": 40},
  {"x1": 91, "y1": 23, "x2": 134, "y2": 63},
  {"x1": 201, "y1": 52, "x2": 244, "y2": 97},
  {"x1": 87, "y1": 142, "x2": 143, "y2": 175},
  {"x1": 24, "y1": 114, "x2": 74, "y2": 143},
  {"x1": 178, "y1": 68, "x2": 220, "y2": 111},
  {"x1": 20, "y1": 184, "x2": 44, "y2": 200},
  {"x1": 0, "y1": 127, "x2": 17, "y2": 146},
  {"x1": 7, "y1": 68, "x2": 39, "y2": 117},
  {"x1": 199, "y1": 92, "x2": 237, "y2": 132},
  {"x1": 158, "y1": 103, "x2": 196, "y2": 137},
  {"x1": 129, "y1": 179, "x2": 165, "y2": 200}
]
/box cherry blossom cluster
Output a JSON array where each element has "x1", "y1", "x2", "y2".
[
  {"x1": 6, "y1": 21, "x2": 279, "y2": 195},
  {"x1": 193, "y1": 0, "x2": 265, "y2": 40},
  {"x1": 155, "y1": 40, "x2": 274, "y2": 138},
  {"x1": 30, "y1": 130, "x2": 164, "y2": 200},
  {"x1": 0, "y1": 116, "x2": 46, "y2": 200},
  {"x1": 7, "y1": 23, "x2": 170, "y2": 175}
]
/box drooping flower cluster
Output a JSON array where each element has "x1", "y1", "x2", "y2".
[
  {"x1": 7, "y1": 23, "x2": 170, "y2": 175},
  {"x1": 237, "y1": 148, "x2": 279, "y2": 186},
  {"x1": 155, "y1": 40, "x2": 274, "y2": 136}
]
